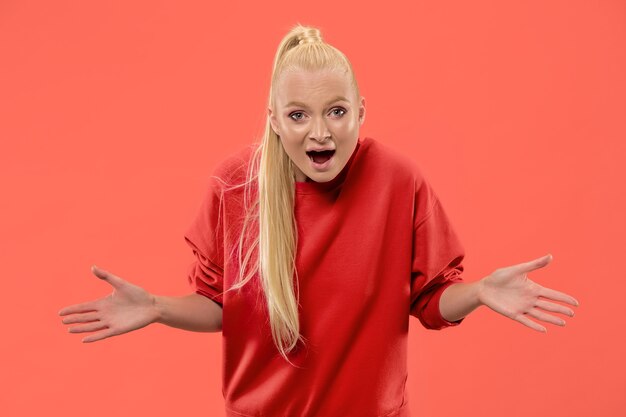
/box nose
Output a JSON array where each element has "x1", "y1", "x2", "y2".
[{"x1": 309, "y1": 116, "x2": 331, "y2": 142}]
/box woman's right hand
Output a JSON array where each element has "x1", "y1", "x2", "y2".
[{"x1": 58, "y1": 265, "x2": 159, "y2": 343}]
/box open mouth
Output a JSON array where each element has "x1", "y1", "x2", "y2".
[{"x1": 306, "y1": 149, "x2": 335, "y2": 164}]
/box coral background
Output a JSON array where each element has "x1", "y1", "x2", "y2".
[{"x1": 1, "y1": 1, "x2": 623, "y2": 416}]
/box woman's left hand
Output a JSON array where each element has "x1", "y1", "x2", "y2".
[{"x1": 478, "y1": 254, "x2": 579, "y2": 333}]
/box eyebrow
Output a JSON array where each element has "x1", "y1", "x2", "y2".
[{"x1": 284, "y1": 95, "x2": 350, "y2": 109}]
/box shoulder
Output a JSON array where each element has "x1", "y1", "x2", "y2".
[
  {"x1": 210, "y1": 142, "x2": 260, "y2": 190},
  {"x1": 361, "y1": 136, "x2": 427, "y2": 189}
]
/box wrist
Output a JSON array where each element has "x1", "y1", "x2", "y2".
[
  {"x1": 476, "y1": 277, "x2": 487, "y2": 306},
  {"x1": 467, "y1": 280, "x2": 484, "y2": 310},
  {"x1": 439, "y1": 280, "x2": 484, "y2": 323},
  {"x1": 151, "y1": 294, "x2": 163, "y2": 324}
]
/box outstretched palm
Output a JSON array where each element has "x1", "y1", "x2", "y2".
[
  {"x1": 479, "y1": 254, "x2": 579, "y2": 333},
  {"x1": 58, "y1": 265, "x2": 158, "y2": 343}
]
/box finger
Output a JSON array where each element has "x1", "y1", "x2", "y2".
[
  {"x1": 91, "y1": 265, "x2": 125, "y2": 289},
  {"x1": 510, "y1": 253, "x2": 553, "y2": 274},
  {"x1": 68, "y1": 321, "x2": 108, "y2": 334},
  {"x1": 535, "y1": 299, "x2": 575, "y2": 317},
  {"x1": 538, "y1": 286, "x2": 580, "y2": 307},
  {"x1": 525, "y1": 308, "x2": 566, "y2": 327},
  {"x1": 61, "y1": 311, "x2": 100, "y2": 325},
  {"x1": 82, "y1": 328, "x2": 116, "y2": 343},
  {"x1": 58, "y1": 301, "x2": 99, "y2": 316},
  {"x1": 517, "y1": 314, "x2": 547, "y2": 333}
]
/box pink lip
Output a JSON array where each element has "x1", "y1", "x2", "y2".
[{"x1": 306, "y1": 147, "x2": 336, "y2": 152}]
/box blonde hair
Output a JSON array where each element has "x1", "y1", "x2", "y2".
[{"x1": 216, "y1": 23, "x2": 361, "y2": 366}]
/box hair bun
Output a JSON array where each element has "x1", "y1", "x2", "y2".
[{"x1": 297, "y1": 28, "x2": 323, "y2": 45}]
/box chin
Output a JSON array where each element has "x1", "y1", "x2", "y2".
[{"x1": 310, "y1": 171, "x2": 335, "y2": 183}]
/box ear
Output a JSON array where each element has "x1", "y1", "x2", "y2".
[
  {"x1": 268, "y1": 107, "x2": 280, "y2": 136},
  {"x1": 358, "y1": 96, "x2": 366, "y2": 126}
]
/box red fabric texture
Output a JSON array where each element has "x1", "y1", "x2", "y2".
[{"x1": 184, "y1": 137, "x2": 465, "y2": 417}]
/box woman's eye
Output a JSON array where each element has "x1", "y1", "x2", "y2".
[
  {"x1": 289, "y1": 112, "x2": 304, "y2": 121},
  {"x1": 289, "y1": 108, "x2": 345, "y2": 121}
]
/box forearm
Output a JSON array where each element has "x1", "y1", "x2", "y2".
[
  {"x1": 153, "y1": 293, "x2": 223, "y2": 333},
  {"x1": 439, "y1": 280, "x2": 484, "y2": 323}
]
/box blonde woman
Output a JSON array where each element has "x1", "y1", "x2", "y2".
[{"x1": 59, "y1": 23, "x2": 580, "y2": 417}]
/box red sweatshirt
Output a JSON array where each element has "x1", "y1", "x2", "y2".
[{"x1": 184, "y1": 136, "x2": 466, "y2": 417}]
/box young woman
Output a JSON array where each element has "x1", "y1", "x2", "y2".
[{"x1": 59, "y1": 23, "x2": 579, "y2": 417}]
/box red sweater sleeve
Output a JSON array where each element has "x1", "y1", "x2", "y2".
[
  {"x1": 410, "y1": 176, "x2": 466, "y2": 330},
  {"x1": 183, "y1": 175, "x2": 226, "y2": 307}
]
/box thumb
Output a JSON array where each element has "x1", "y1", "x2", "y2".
[
  {"x1": 91, "y1": 265, "x2": 125, "y2": 288},
  {"x1": 512, "y1": 253, "x2": 553, "y2": 274}
]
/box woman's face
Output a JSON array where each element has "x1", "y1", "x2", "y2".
[{"x1": 268, "y1": 68, "x2": 365, "y2": 183}]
